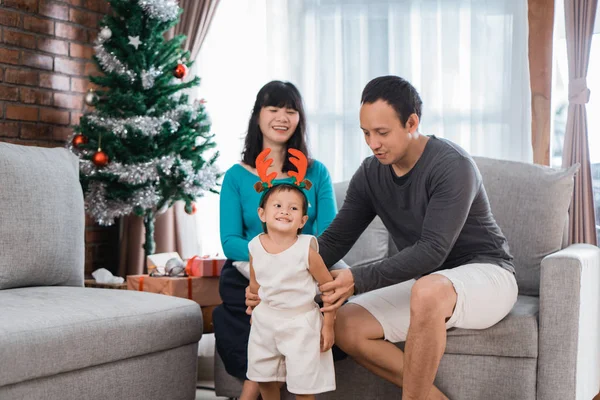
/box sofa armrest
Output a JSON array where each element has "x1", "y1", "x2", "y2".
[{"x1": 537, "y1": 244, "x2": 600, "y2": 400}]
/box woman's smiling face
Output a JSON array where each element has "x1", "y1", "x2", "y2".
[{"x1": 258, "y1": 106, "x2": 300, "y2": 148}]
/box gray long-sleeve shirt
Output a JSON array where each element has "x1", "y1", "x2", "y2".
[{"x1": 317, "y1": 136, "x2": 515, "y2": 294}]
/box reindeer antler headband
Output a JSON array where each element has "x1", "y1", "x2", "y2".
[{"x1": 254, "y1": 148, "x2": 313, "y2": 196}]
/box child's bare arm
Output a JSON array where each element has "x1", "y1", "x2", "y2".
[
  {"x1": 249, "y1": 255, "x2": 260, "y2": 294},
  {"x1": 308, "y1": 247, "x2": 334, "y2": 289},
  {"x1": 308, "y1": 248, "x2": 335, "y2": 320},
  {"x1": 247, "y1": 255, "x2": 260, "y2": 316},
  {"x1": 308, "y1": 247, "x2": 336, "y2": 351}
]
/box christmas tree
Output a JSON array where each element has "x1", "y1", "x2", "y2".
[{"x1": 69, "y1": 0, "x2": 219, "y2": 258}]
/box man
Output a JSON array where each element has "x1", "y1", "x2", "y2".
[
  {"x1": 316, "y1": 76, "x2": 518, "y2": 400},
  {"x1": 247, "y1": 75, "x2": 518, "y2": 400}
]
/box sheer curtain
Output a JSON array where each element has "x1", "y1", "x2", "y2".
[
  {"x1": 195, "y1": 0, "x2": 532, "y2": 254},
  {"x1": 194, "y1": 1, "x2": 274, "y2": 255},
  {"x1": 267, "y1": 0, "x2": 532, "y2": 181}
]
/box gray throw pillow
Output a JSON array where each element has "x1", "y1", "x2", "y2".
[
  {"x1": 0, "y1": 142, "x2": 85, "y2": 289},
  {"x1": 473, "y1": 156, "x2": 578, "y2": 296}
]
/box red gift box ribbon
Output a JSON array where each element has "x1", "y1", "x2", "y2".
[
  {"x1": 186, "y1": 255, "x2": 221, "y2": 277},
  {"x1": 201, "y1": 255, "x2": 220, "y2": 276},
  {"x1": 210, "y1": 259, "x2": 219, "y2": 276}
]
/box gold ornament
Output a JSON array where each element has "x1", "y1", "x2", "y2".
[{"x1": 84, "y1": 89, "x2": 98, "y2": 106}]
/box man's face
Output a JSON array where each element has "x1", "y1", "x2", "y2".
[
  {"x1": 258, "y1": 189, "x2": 308, "y2": 234},
  {"x1": 359, "y1": 100, "x2": 415, "y2": 166}
]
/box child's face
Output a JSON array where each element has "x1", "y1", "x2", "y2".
[{"x1": 258, "y1": 189, "x2": 308, "y2": 235}]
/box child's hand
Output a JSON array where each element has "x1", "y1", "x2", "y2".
[
  {"x1": 245, "y1": 286, "x2": 261, "y2": 310},
  {"x1": 320, "y1": 323, "x2": 334, "y2": 352}
]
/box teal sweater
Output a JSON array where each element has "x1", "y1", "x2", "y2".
[{"x1": 220, "y1": 161, "x2": 337, "y2": 261}]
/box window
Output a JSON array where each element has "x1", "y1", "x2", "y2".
[
  {"x1": 280, "y1": 0, "x2": 532, "y2": 181},
  {"x1": 194, "y1": 0, "x2": 533, "y2": 254}
]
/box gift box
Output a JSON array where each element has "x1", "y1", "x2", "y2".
[
  {"x1": 146, "y1": 252, "x2": 185, "y2": 276},
  {"x1": 185, "y1": 255, "x2": 226, "y2": 277},
  {"x1": 126, "y1": 275, "x2": 221, "y2": 306}
]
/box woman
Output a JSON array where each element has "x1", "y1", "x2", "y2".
[{"x1": 213, "y1": 81, "x2": 337, "y2": 400}]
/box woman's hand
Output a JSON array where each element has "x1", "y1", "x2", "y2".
[
  {"x1": 245, "y1": 285, "x2": 261, "y2": 315},
  {"x1": 319, "y1": 269, "x2": 355, "y2": 312}
]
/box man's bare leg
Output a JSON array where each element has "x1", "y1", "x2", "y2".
[
  {"x1": 335, "y1": 304, "x2": 447, "y2": 399},
  {"x1": 403, "y1": 275, "x2": 457, "y2": 400},
  {"x1": 240, "y1": 380, "x2": 261, "y2": 400},
  {"x1": 258, "y1": 382, "x2": 280, "y2": 400}
]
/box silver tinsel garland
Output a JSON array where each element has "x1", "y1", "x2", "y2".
[
  {"x1": 141, "y1": 66, "x2": 162, "y2": 89},
  {"x1": 138, "y1": 0, "x2": 180, "y2": 22},
  {"x1": 84, "y1": 161, "x2": 219, "y2": 225},
  {"x1": 86, "y1": 181, "x2": 161, "y2": 225},
  {"x1": 79, "y1": 155, "x2": 178, "y2": 185},
  {"x1": 85, "y1": 104, "x2": 198, "y2": 138},
  {"x1": 180, "y1": 164, "x2": 219, "y2": 197},
  {"x1": 94, "y1": 30, "x2": 136, "y2": 83},
  {"x1": 87, "y1": 114, "x2": 177, "y2": 138}
]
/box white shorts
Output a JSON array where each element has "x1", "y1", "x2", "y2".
[
  {"x1": 349, "y1": 263, "x2": 518, "y2": 343},
  {"x1": 247, "y1": 302, "x2": 336, "y2": 395}
]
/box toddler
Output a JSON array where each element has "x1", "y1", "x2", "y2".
[{"x1": 246, "y1": 148, "x2": 336, "y2": 400}]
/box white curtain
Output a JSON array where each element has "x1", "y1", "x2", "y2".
[
  {"x1": 195, "y1": 0, "x2": 532, "y2": 254},
  {"x1": 266, "y1": 0, "x2": 532, "y2": 181}
]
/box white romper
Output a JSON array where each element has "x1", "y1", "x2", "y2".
[{"x1": 246, "y1": 234, "x2": 336, "y2": 395}]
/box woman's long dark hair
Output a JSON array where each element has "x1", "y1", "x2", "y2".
[{"x1": 241, "y1": 81, "x2": 312, "y2": 172}]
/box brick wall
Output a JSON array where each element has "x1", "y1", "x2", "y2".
[{"x1": 0, "y1": 0, "x2": 120, "y2": 277}]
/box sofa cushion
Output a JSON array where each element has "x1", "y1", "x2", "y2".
[
  {"x1": 334, "y1": 181, "x2": 390, "y2": 267},
  {"x1": 444, "y1": 295, "x2": 539, "y2": 358},
  {"x1": 0, "y1": 286, "x2": 202, "y2": 387},
  {"x1": 473, "y1": 157, "x2": 577, "y2": 296},
  {"x1": 0, "y1": 143, "x2": 84, "y2": 289}
]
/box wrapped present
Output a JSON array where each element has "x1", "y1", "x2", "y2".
[
  {"x1": 126, "y1": 275, "x2": 221, "y2": 306},
  {"x1": 146, "y1": 252, "x2": 185, "y2": 276},
  {"x1": 185, "y1": 255, "x2": 226, "y2": 277}
]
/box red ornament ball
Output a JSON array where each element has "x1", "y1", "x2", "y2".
[
  {"x1": 173, "y1": 63, "x2": 188, "y2": 79},
  {"x1": 72, "y1": 134, "x2": 88, "y2": 147},
  {"x1": 92, "y1": 150, "x2": 109, "y2": 167},
  {"x1": 185, "y1": 202, "x2": 197, "y2": 215}
]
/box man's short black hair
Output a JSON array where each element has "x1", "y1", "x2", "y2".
[{"x1": 361, "y1": 75, "x2": 423, "y2": 126}]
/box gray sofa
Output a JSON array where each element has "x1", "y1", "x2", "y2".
[
  {"x1": 0, "y1": 142, "x2": 203, "y2": 400},
  {"x1": 214, "y1": 156, "x2": 600, "y2": 400}
]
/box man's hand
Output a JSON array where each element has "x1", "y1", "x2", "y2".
[
  {"x1": 320, "y1": 323, "x2": 334, "y2": 352},
  {"x1": 319, "y1": 269, "x2": 355, "y2": 312},
  {"x1": 245, "y1": 285, "x2": 261, "y2": 315}
]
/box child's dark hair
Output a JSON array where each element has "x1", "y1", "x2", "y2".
[
  {"x1": 242, "y1": 81, "x2": 312, "y2": 172},
  {"x1": 259, "y1": 184, "x2": 308, "y2": 234},
  {"x1": 361, "y1": 75, "x2": 423, "y2": 126}
]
